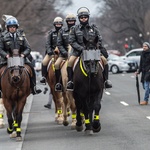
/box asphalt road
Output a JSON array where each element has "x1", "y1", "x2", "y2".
[{"x1": 1, "y1": 72, "x2": 150, "y2": 150}]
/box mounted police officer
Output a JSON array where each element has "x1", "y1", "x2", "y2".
[
  {"x1": 0, "y1": 17, "x2": 42, "y2": 95},
  {"x1": 66, "y1": 7, "x2": 112, "y2": 91},
  {"x1": 40, "y1": 17, "x2": 63, "y2": 84},
  {"x1": 54, "y1": 13, "x2": 76, "y2": 91}
]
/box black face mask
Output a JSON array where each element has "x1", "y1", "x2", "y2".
[
  {"x1": 54, "y1": 26, "x2": 62, "y2": 31},
  {"x1": 67, "y1": 22, "x2": 76, "y2": 28}
]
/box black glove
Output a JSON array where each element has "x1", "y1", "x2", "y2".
[{"x1": 47, "y1": 51, "x2": 54, "y2": 56}]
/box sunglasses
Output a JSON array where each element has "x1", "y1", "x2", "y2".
[
  {"x1": 80, "y1": 16, "x2": 88, "y2": 19},
  {"x1": 8, "y1": 25, "x2": 17, "y2": 28}
]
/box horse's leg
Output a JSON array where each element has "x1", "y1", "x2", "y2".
[
  {"x1": 15, "y1": 99, "x2": 26, "y2": 141},
  {"x1": 75, "y1": 100, "x2": 83, "y2": 132},
  {"x1": 53, "y1": 92, "x2": 64, "y2": 124},
  {"x1": 67, "y1": 91, "x2": 76, "y2": 129},
  {"x1": 0, "y1": 98, "x2": 5, "y2": 128},
  {"x1": 82, "y1": 103, "x2": 93, "y2": 135},
  {"x1": 62, "y1": 92, "x2": 69, "y2": 126},
  {"x1": 3, "y1": 99, "x2": 14, "y2": 135},
  {"x1": 92, "y1": 97, "x2": 101, "y2": 133}
]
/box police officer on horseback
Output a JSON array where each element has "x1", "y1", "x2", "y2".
[
  {"x1": 0, "y1": 17, "x2": 42, "y2": 95},
  {"x1": 40, "y1": 17, "x2": 63, "y2": 84},
  {"x1": 54, "y1": 13, "x2": 76, "y2": 91},
  {"x1": 66, "y1": 7, "x2": 112, "y2": 91}
]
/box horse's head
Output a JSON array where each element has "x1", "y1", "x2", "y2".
[
  {"x1": 7, "y1": 55, "x2": 24, "y2": 84},
  {"x1": 81, "y1": 50, "x2": 101, "y2": 75},
  {"x1": 10, "y1": 66, "x2": 23, "y2": 83}
]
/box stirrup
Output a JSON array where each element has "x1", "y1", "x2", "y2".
[
  {"x1": 55, "y1": 83, "x2": 62, "y2": 92},
  {"x1": 40, "y1": 77, "x2": 46, "y2": 85},
  {"x1": 32, "y1": 86, "x2": 42, "y2": 95},
  {"x1": 67, "y1": 81, "x2": 74, "y2": 91}
]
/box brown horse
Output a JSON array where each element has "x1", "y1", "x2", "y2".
[
  {"x1": 47, "y1": 48, "x2": 76, "y2": 128},
  {"x1": 0, "y1": 50, "x2": 32, "y2": 141},
  {"x1": 61, "y1": 60, "x2": 76, "y2": 129},
  {"x1": 47, "y1": 54, "x2": 64, "y2": 124}
]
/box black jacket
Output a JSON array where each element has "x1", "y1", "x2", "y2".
[
  {"x1": 57, "y1": 27, "x2": 70, "y2": 57},
  {"x1": 0, "y1": 30, "x2": 31, "y2": 65},
  {"x1": 139, "y1": 49, "x2": 150, "y2": 82},
  {"x1": 69, "y1": 24, "x2": 108, "y2": 58},
  {"x1": 45, "y1": 29, "x2": 59, "y2": 55}
]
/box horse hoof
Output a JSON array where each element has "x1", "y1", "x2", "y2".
[
  {"x1": 93, "y1": 126, "x2": 101, "y2": 133},
  {"x1": 10, "y1": 131, "x2": 17, "y2": 138},
  {"x1": 16, "y1": 136, "x2": 22, "y2": 142},
  {"x1": 92, "y1": 121, "x2": 101, "y2": 133},
  {"x1": 63, "y1": 121, "x2": 69, "y2": 126},
  {"x1": 85, "y1": 130, "x2": 93, "y2": 135},
  {"x1": 76, "y1": 125, "x2": 83, "y2": 132}
]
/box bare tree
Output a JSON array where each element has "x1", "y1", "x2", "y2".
[
  {"x1": 0, "y1": 0, "x2": 72, "y2": 54},
  {"x1": 94, "y1": 0, "x2": 150, "y2": 52}
]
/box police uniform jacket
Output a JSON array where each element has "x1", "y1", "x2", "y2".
[
  {"x1": 138, "y1": 49, "x2": 150, "y2": 83},
  {"x1": 45, "y1": 29, "x2": 59, "y2": 55},
  {"x1": 57, "y1": 27, "x2": 70, "y2": 57},
  {"x1": 0, "y1": 30, "x2": 31, "y2": 65},
  {"x1": 69, "y1": 24, "x2": 108, "y2": 58}
]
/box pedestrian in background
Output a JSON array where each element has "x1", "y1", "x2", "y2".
[{"x1": 135, "y1": 42, "x2": 150, "y2": 105}]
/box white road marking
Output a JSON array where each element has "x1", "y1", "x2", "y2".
[
  {"x1": 120, "y1": 101, "x2": 129, "y2": 106},
  {"x1": 146, "y1": 116, "x2": 150, "y2": 120},
  {"x1": 105, "y1": 91, "x2": 111, "y2": 95}
]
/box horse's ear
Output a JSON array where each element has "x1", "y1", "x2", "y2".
[
  {"x1": 54, "y1": 47, "x2": 60, "y2": 55},
  {"x1": 12, "y1": 49, "x2": 19, "y2": 57}
]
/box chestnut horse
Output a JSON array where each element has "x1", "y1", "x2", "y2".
[
  {"x1": 47, "y1": 48, "x2": 76, "y2": 128},
  {"x1": 73, "y1": 50, "x2": 104, "y2": 135},
  {"x1": 47, "y1": 53, "x2": 64, "y2": 124},
  {"x1": 61, "y1": 60, "x2": 76, "y2": 129},
  {"x1": 0, "y1": 50, "x2": 32, "y2": 141}
]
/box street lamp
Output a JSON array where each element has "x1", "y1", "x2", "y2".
[
  {"x1": 139, "y1": 33, "x2": 143, "y2": 46},
  {"x1": 129, "y1": 36, "x2": 133, "y2": 50}
]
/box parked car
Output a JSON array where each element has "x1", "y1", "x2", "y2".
[
  {"x1": 107, "y1": 50, "x2": 122, "y2": 56},
  {"x1": 120, "y1": 48, "x2": 142, "y2": 67},
  {"x1": 108, "y1": 54, "x2": 137, "y2": 74}
]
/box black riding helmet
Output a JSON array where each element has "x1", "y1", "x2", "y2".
[{"x1": 77, "y1": 7, "x2": 90, "y2": 25}]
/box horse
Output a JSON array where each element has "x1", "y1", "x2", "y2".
[
  {"x1": 47, "y1": 51, "x2": 64, "y2": 124},
  {"x1": 47, "y1": 48, "x2": 76, "y2": 128},
  {"x1": 0, "y1": 49, "x2": 32, "y2": 141},
  {"x1": 61, "y1": 60, "x2": 76, "y2": 129},
  {"x1": 73, "y1": 49, "x2": 104, "y2": 135}
]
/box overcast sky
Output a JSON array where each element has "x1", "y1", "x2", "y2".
[{"x1": 64, "y1": 0, "x2": 98, "y2": 16}]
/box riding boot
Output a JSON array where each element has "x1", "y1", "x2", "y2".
[
  {"x1": 55, "y1": 69, "x2": 62, "y2": 92},
  {"x1": 31, "y1": 70, "x2": 42, "y2": 95},
  {"x1": 66, "y1": 66, "x2": 74, "y2": 91},
  {"x1": 40, "y1": 65, "x2": 47, "y2": 84},
  {"x1": 103, "y1": 64, "x2": 112, "y2": 88}
]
